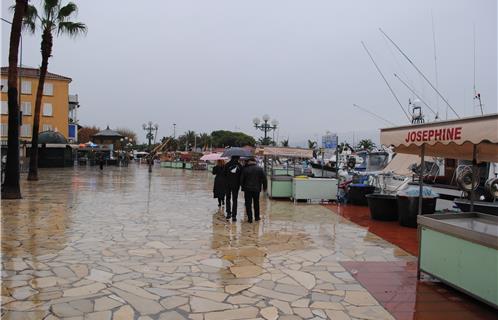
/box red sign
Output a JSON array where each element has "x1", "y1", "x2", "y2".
[{"x1": 404, "y1": 127, "x2": 462, "y2": 143}]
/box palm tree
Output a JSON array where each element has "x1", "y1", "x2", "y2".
[
  {"x1": 23, "y1": 0, "x2": 87, "y2": 181},
  {"x1": 338, "y1": 142, "x2": 352, "y2": 153},
  {"x1": 307, "y1": 140, "x2": 317, "y2": 150},
  {"x1": 2, "y1": 0, "x2": 28, "y2": 199},
  {"x1": 198, "y1": 133, "x2": 211, "y2": 151},
  {"x1": 280, "y1": 139, "x2": 289, "y2": 147},
  {"x1": 357, "y1": 139, "x2": 376, "y2": 151}
]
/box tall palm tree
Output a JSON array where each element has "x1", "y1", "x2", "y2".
[
  {"x1": 280, "y1": 139, "x2": 289, "y2": 147},
  {"x1": 357, "y1": 139, "x2": 376, "y2": 151},
  {"x1": 307, "y1": 140, "x2": 317, "y2": 150},
  {"x1": 2, "y1": 0, "x2": 28, "y2": 199},
  {"x1": 183, "y1": 130, "x2": 196, "y2": 151},
  {"x1": 23, "y1": 0, "x2": 86, "y2": 181},
  {"x1": 198, "y1": 133, "x2": 211, "y2": 151}
]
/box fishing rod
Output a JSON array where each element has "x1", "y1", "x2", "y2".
[
  {"x1": 393, "y1": 73, "x2": 438, "y2": 118},
  {"x1": 379, "y1": 28, "x2": 460, "y2": 119},
  {"x1": 361, "y1": 41, "x2": 411, "y2": 122},
  {"x1": 352, "y1": 104, "x2": 397, "y2": 126}
]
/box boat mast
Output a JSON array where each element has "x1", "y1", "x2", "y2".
[
  {"x1": 379, "y1": 28, "x2": 460, "y2": 119},
  {"x1": 361, "y1": 41, "x2": 411, "y2": 122},
  {"x1": 473, "y1": 24, "x2": 484, "y2": 115},
  {"x1": 431, "y1": 12, "x2": 441, "y2": 118}
]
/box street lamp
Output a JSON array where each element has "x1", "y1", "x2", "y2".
[
  {"x1": 253, "y1": 114, "x2": 278, "y2": 146},
  {"x1": 119, "y1": 137, "x2": 130, "y2": 166},
  {"x1": 143, "y1": 121, "x2": 158, "y2": 172}
]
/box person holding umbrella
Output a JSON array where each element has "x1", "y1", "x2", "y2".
[
  {"x1": 223, "y1": 156, "x2": 243, "y2": 221},
  {"x1": 240, "y1": 157, "x2": 267, "y2": 223},
  {"x1": 212, "y1": 160, "x2": 226, "y2": 208}
]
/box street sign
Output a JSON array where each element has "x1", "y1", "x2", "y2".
[{"x1": 322, "y1": 133, "x2": 338, "y2": 149}]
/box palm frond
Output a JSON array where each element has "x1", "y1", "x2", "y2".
[
  {"x1": 22, "y1": 5, "x2": 39, "y2": 33},
  {"x1": 57, "y1": 2, "x2": 78, "y2": 21},
  {"x1": 57, "y1": 21, "x2": 87, "y2": 37},
  {"x1": 43, "y1": 0, "x2": 60, "y2": 20}
]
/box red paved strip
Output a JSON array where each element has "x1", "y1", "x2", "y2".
[
  {"x1": 323, "y1": 204, "x2": 419, "y2": 256},
  {"x1": 341, "y1": 261, "x2": 497, "y2": 320}
]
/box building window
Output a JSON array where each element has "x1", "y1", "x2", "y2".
[
  {"x1": 0, "y1": 123, "x2": 7, "y2": 136},
  {"x1": 20, "y1": 124, "x2": 32, "y2": 137},
  {"x1": 42, "y1": 124, "x2": 53, "y2": 132},
  {"x1": 1, "y1": 101, "x2": 7, "y2": 114},
  {"x1": 21, "y1": 80, "x2": 31, "y2": 94},
  {"x1": 21, "y1": 101, "x2": 32, "y2": 115},
  {"x1": 1, "y1": 79, "x2": 7, "y2": 92},
  {"x1": 43, "y1": 83, "x2": 53, "y2": 96},
  {"x1": 42, "y1": 103, "x2": 53, "y2": 116}
]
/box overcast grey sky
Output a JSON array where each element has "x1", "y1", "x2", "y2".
[{"x1": 1, "y1": 0, "x2": 497, "y2": 145}]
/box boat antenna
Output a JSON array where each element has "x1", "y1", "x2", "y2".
[
  {"x1": 473, "y1": 24, "x2": 484, "y2": 115},
  {"x1": 431, "y1": 11, "x2": 441, "y2": 118},
  {"x1": 379, "y1": 28, "x2": 460, "y2": 119},
  {"x1": 361, "y1": 41, "x2": 411, "y2": 122},
  {"x1": 352, "y1": 104, "x2": 397, "y2": 126},
  {"x1": 394, "y1": 73, "x2": 438, "y2": 119}
]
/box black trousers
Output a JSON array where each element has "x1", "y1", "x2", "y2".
[
  {"x1": 225, "y1": 188, "x2": 239, "y2": 217},
  {"x1": 244, "y1": 191, "x2": 260, "y2": 221}
]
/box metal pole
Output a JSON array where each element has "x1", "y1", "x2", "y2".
[
  {"x1": 321, "y1": 148, "x2": 324, "y2": 178},
  {"x1": 470, "y1": 145, "x2": 477, "y2": 212},
  {"x1": 418, "y1": 145, "x2": 425, "y2": 216}
]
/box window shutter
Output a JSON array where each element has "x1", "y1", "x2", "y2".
[
  {"x1": 43, "y1": 103, "x2": 53, "y2": 116},
  {"x1": 21, "y1": 80, "x2": 31, "y2": 94},
  {"x1": 1, "y1": 101, "x2": 7, "y2": 114},
  {"x1": 1, "y1": 79, "x2": 7, "y2": 92},
  {"x1": 43, "y1": 83, "x2": 53, "y2": 96}
]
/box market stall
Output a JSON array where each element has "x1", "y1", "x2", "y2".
[
  {"x1": 380, "y1": 113, "x2": 498, "y2": 308},
  {"x1": 263, "y1": 147, "x2": 313, "y2": 199}
]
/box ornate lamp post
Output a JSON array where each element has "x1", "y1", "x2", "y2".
[
  {"x1": 253, "y1": 115, "x2": 278, "y2": 172},
  {"x1": 143, "y1": 121, "x2": 158, "y2": 172},
  {"x1": 119, "y1": 137, "x2": 130, "y2": 166},
  {"x1": 253, "y1": 114, "x2": 278, "y2": 146}
]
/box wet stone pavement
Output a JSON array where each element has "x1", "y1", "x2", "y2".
[{"x1": 1, "y1": 166, "x2": 415, "y2": 320}]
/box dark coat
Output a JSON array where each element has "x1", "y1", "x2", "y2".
[
  {"x1": 212, "y1": 165, "x2": 226, "y2": 198},
  {"x1": 240, "y1": 162, "x2": 268, "y2": 193},
  {"x1": 224, "y1": 159, "x2": 243, "y2": 190}
]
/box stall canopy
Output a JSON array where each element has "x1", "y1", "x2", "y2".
[
  {"x1": 262, "y1": 147, "x2": 313, "y2": 158},
  {"x1": 380, "y1": 114, "x2": 498, "y2": 163}
]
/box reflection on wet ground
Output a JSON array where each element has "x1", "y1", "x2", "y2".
[{"x1": 0, "y1": 165, "x2": 428, "y2": 319}]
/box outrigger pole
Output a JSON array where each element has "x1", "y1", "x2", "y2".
[
  {"x1": 379, "y1": 28, "x2": 460, "y2": 119},
  {"x1": 352, "y1": 104, "x2": 397, "y2": 126},
  {"x1": 361, "y1": 41, "x2": 411, "y2": 122},
  {"x1": 393, "y1": 73, "x2": 439, "y2": 119}
]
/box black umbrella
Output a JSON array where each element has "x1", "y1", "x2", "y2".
[{"x1": 221, "y1": 147, "x2": 253, "y2": 158}]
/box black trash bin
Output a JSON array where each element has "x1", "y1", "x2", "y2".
[
  {"x1": 348, "y1": 184, "x2": 376, "y2": 205},
  {"x1": 366, "y1": 193, "x2": 398, "y2": 221},
  {"x1": 397, "y1": 195, "x2": 438, "y2": 227}
]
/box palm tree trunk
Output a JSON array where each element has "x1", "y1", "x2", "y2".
[
  {"x1": 28, "y1": 29, "x2": 52, "y2": 181},
  {"x1": 2, "y1": 0, "x2": 27, "y2": 199}
]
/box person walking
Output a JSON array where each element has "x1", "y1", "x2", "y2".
[
  {"x1": 240, "y1": 157, "x2": 267, "y2": 223},
  {"x1": 98, "y1": 153, "x2": 105, "y2": 170},
  {"x1": 224, "y1": 156, "x2": 242, "y2": 221},
  {"x1": 212, "y1": 160, "x2": 226, "y2": 208}
]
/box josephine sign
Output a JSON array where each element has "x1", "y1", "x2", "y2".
[{"x1": 404, "y1": 126, "x2": 462, "y2": 143}]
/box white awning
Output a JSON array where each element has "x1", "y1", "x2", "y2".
[{"x1": 380, "y1": 114, "x2": 498, "y2": 163}]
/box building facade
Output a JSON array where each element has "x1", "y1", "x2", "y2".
[{"x1": 0, "y1": 67, "x2": 73, "y2": 145}]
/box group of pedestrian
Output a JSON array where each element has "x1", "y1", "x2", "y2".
[{"x1": 212, "y1": 156, "x2": 267, "y2": 223}]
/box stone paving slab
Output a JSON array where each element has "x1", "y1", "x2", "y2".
[{"x1": 1, "y1": 166, "x2": 413, "y2": 319}]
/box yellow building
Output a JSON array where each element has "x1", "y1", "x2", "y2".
[{"x1": 0, "y1": 66, "x2": 73, "y2": 143}]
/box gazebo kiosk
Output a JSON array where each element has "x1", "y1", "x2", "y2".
[
  {"x1": 92, "y1": 126, "x2": 123, "y2": 159},
  {"x1": 380, "y1": 113, "x2": 498, "y2": 309}
]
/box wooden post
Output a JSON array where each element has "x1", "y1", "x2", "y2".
[
  {"x1": 418, "y1": 145, "x2": 425, "y2": 215},
  {"x1": 470, "y1": 145, "x2": 477, "y2": 212}
]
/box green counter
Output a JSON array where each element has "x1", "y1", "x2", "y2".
[
  {"x1": 418, "y1": 213, "x2": 498, "y2": 309},
  {"x1": 268, "y1": 176, "x2": 293, "y2": 198},
  {"x1": 172, "y1": 161, "x2": 183, "y2": 169},
  {"x1": 161, "y1": 161, "x2": 172, "y2": 168},
  {"x1": 184, "y1": 162, "x2": 193, "y2": 170}
]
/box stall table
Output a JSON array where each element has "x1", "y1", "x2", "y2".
[
  {"x1": 172, "y1": 161, "x2": 183, "y2": 169},
  {"x1": 161, "y1": 161, "x2": 172, "y2": 168},
  {"x1": 292, "y1": 177, "x2": 338, "y2": 203},
  {"x1": 268, "y1": 175, "x2": 293, "y2": 198},
  {"x1": 418, "y1": 213, "x2": 498, "y2": 308}
]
